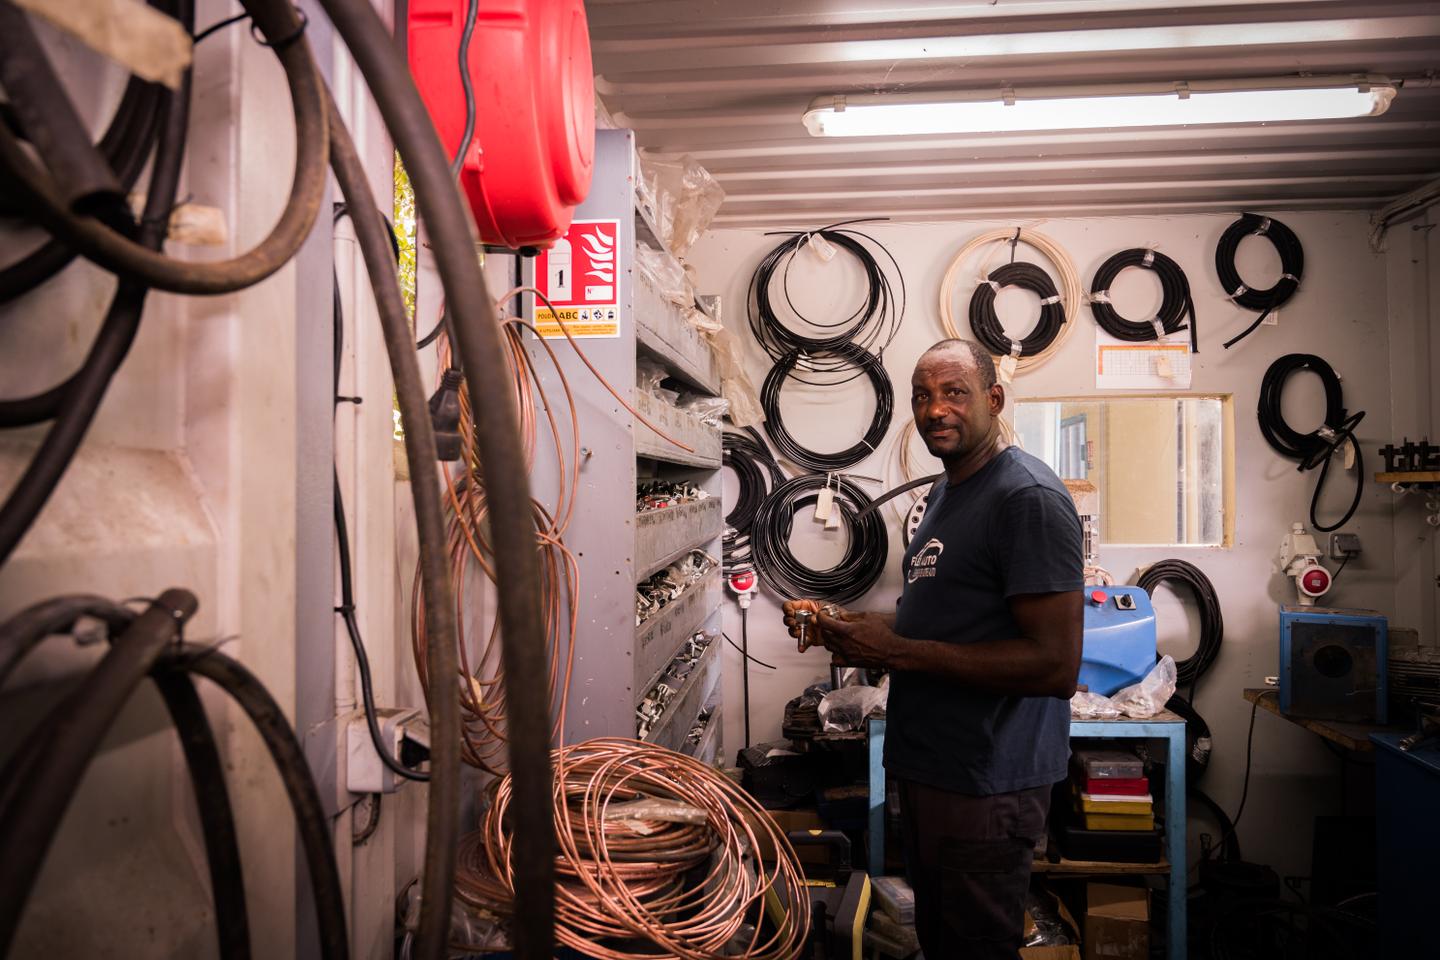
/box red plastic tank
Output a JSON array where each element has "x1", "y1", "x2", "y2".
[{"x1": 407, "y1": 0, "x2": 595, "y2": 249}]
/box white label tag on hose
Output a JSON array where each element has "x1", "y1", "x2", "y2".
[
  {"x1": 1344, "y1": 441, "x2": 1356, "y2": 470},
  {"x1": 806, "y1": 232, "x2": 837, "y2": 262},
  {"x1": 998, "y1": 355, "x2": 1018, "y2": 384},
  {"x1": 16, "y1": 0, "x2": 193, "y2": 90},
  {"x1": 825, "y1": 509, "x2": 842, "y2": 530},
  {"x1": 814, "y1": 484, "x2": 834, "y2": 521},
  {"x1": 1263, "y1": 308, "x2": 1280, "y2": 326}
]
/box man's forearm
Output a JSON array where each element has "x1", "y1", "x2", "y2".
[{"x1": 887, "y1": 634, "x2": 1077, "y2": 699}]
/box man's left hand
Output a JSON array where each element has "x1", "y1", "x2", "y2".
[{"x1": 815, "y1": 609, "x2": 899, "y2": 669}]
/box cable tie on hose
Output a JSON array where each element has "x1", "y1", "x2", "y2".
[
  {"x1": 1151, "y1": 318, "x2": 1167, "y2": 340},
  {"x1": 1316, "y1": 425, "x2": 1338, "y2": 443},
  {"x1": 249, "y1": 7, "x2": 308, "y2": 51},
  {"x1": 1226, "y1": 284, "x2": 1248, "y2": 301},
  {"x1": 979, "y1": 278, "x2": 1001, "y2": 293},
  {"x1": 1039, "y1": 294, "x2": 1061, "y2": 306},
  {"x1": 1142, "y1": 249, "x2": 1156, "y2": 268},
  {"x1": 1252, "y1": 217, "x2": 1272, "y2": 237},
  {"x1": 1086, "y1": 290, "x2": 1112, "y2": 305},
  {"x1": 1009, "y1": 340, "x2": 1023, "y2": 357},
  {"x1": 1279, "y1": 272, "x2": 1300, "y2": 284}
]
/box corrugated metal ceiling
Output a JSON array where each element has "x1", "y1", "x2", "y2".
[{"x1": 586, "y1": 0, "x2": 1440, "y2": 226}]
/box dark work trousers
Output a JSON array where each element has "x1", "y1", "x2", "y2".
[{"x1": 898, "y1": 778, "x2": 1051, "y2": 960}]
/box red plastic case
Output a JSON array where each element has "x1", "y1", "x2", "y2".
[{"x1": 407, "y1": 0, "x2": 595, "y2": 248}]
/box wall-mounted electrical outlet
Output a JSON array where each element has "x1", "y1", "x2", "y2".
[{"x1": 1329, "y1": 533, "x2": 1362, "y2": 560}]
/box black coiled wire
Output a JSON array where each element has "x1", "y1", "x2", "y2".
[
  {"x1": 1216, "y1": 213, "x2": 1304, "y2": 350},
  {"x1": 722, "y1": 427, "x2": 785, "y2": 576},
  {"x1": 1258, "y1": 354, "x2": 1365, "y2": 532},
  {"x1": 751, "y1": 474, "x2": 889, "y2": 605},
  {"x1": 1137, "y1": 558, "x2": 1224, "y2": 691},
  {"x1": 968, "y1": 261, "x2": 1067, "y2": 359},
  {"x1": 761, "y1": 343, "x2": 894, "y2": 472},
  {"x1": 747, "y1": 220, "x2": 904, "y2": 383},
  {"x1": 1089, "y1": 248, "x2": 1198, "y2": 352}
]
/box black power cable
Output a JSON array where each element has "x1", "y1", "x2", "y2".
[
  {"x1": 1088, "y1": 248, "x2": 1198, "y2": 352},
  {"x1": 761, "y1": 343, "x2": 894, "y2": 473},
  {"x1": 968, "y1": 261, "x2": 1067, "y2": 359},
  {"x1": 722, "y1": 426, "x2": 785, "y2": 576},
  {"x1": 1137, "y1": 558, "x2": 1223, "y2": 692},
  {"x1": 1257, "y1": 354, "x2": 1366, "y2": 532},
  {"x1": 747, "y1": 220, "x2": 904, "y2": 383},
  {"x1": 1216, "y1": 214, "x2": 1304, "y2": 350},
  {"x1": 751, "y1": 473, "x2": 889, "y2": 605}
]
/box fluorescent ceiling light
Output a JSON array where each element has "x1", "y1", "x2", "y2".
[{"x1": 803, "y1": 77, "x2": 1396, "y2": 137}]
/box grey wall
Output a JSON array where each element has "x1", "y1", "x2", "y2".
[{"x1": 688, "y1": 209, "x2": 1429, "y2": 881}]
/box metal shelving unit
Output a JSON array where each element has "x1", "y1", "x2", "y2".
[{"x1": 525, "y1": 129, "x2": 724, "y2": 758}]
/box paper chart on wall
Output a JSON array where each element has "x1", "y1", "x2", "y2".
[{"x1": 1094, "y1": 327, "x2": 1193, "y2": 389}]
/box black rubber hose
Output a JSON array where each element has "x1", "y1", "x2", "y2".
[
  {"x1": 0, "y1": 2, "x2": 126, "y2": 220},
  {"x1": 0, "y1": 0, "x2": 328, "y2": 295},
  {"x1": 320, "y1": 77, "x2": 488, "y2": 960},
  {"x1": 0, "y1": 6, "x2": 189, "y2": 566},
  {"x1": 722, "y1": 427, "x2": 785, "y2": 577},
  {"x1": 0, "y1": 588, "x2": 199, "y2": 957},
  {"x1": 158, "y1": 644, "x2": 348, "y2": 959},
  {"x1": 1216, "y1": 214, "x2": 1303, "y2": 350},
  {"x1": 1257, "y1": 354, "x2": 1366, "y2": 532},
  {"x1": 751, "y1": 473, "x2": 889, "y2": 605},
  {"x1": 968, "y1": 261, "x2": 1067, "y2": 359},
  {"x1": 747, "y1": 220, "x2": 904, "y2": 382},
  {"x1": 149, "y1": 668, "x2": 252, "y2": 960},
  {"x1": 1137, "y1": 559, "x2": 1223, "y2": 690},
  {"x1": 1088, "y1": 248, "x2": 1198, "y2": 352},
  {"x1": 761, "y1": 343, "x2": 893, "y2": 473}
]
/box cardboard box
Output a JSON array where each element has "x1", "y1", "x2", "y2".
[
  {"x1": 1083, "y1": 883, "x2": 1149, "y2": 960},
  {"x1": 1021, "y1": 948, "x2": 1082, "y2": 960}
]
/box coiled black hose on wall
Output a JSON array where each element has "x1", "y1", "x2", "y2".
[
  {"x1": 1136, "y1": 558, "x2": 1224, "y2": 691},
  {"x1": 751, "y1": 474, "x2": 889, "y2": 606},
  {"x1": 969, "y1": 260, "x2": 1067, "y2": 360},
  {"x1": 1088, "y1": 248, "x2": 1198, "y2": 352},
  {"x1": 1215, "y1": 214, "x2": 1303, "y2": 350},
  {"x1": 722, "y1": 427, "x2": 785, "y2": 577},
  {"x1": 761, "y1": 343, "x2": 894, "y2": 473},
  {"x1": 1257, "y1": 353, "x2": 1365, "y2": 533}
]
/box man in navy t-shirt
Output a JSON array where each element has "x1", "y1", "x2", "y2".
[{"x1": 784, "y1": 339, "x2": 1082, "y2": 960}]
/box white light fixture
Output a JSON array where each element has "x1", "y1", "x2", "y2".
[{"x1": 802, "y1": 76, "x2": 1396, "y2": 138}]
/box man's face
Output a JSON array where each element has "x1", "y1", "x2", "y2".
[{"x1": 911, "y1": 351, "x2": 1001, "y2": 461}]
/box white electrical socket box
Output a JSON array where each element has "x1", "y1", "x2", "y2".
[{"x1": 347, "y1": 707, "x2": 423, "y2": 794}]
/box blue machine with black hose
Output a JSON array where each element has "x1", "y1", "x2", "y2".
[{"x1": 1079, "y1": 586, "x2": 1158, "y2": 696}]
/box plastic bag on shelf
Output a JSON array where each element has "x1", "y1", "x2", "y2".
[
  {"x1": 637, "y1": 356, "x2": 669, "y2": 395},
  {"x1": 818, "y1": 676, "x2": 889, "y2": 733},
  {"x1": 1070, "y1": 689, "x2": 1122, "y2": 720},
  {"x1": 678, "y1": 393, "x2": 729, "y2": 427},
  {"x1": 397, "y1": 885, "x2": 509, "y2": 958},
  {"x1": 695, "y1": 298, "x2": 764, "y2": 427},
  {"x1": 1111, "y1": 655, "x2": 1177, "y2": 719},
  {"x1": 638, "y1": 154, "x2": 725, "y2": 258},
  {"x1": 637, "y1": 243, "x2": 696, "y2": 308}
]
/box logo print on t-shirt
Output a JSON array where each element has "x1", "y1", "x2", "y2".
[{"x1": 908, "y1": 537, "x2": 944, "y2": 583}]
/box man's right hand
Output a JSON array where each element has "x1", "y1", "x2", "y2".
[{"x1": 782, "y1": 599, "x2": 823, "y2": 650}]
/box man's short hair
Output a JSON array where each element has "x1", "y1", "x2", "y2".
[{"x1": 918, "y1": 339, "x2": 998, "y2": 390}]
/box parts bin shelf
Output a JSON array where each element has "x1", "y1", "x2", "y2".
[{"x1": 635, "y1": 498, "x2": 724, "y2": 581}]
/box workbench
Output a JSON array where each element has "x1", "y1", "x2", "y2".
[
  {"x1": 1241, "y1": 687, "x2": 1407, "y2": 751},
  {"x1": 866, "y1": 712, "x2": 1187, "y2": 960}
]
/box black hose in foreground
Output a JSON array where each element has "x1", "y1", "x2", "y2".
[
  {"x1": 968, "y1": 261, "x2": 1067, "y2": 359},
  {"x1": 761, "y1": 344, "x2": 894, "y2": 473},
  {"x1": 1257, "y1": 354, "x2": 1366, "y2": 532},
  {"x1": 751, "y1": 474, "x2": 889, "y2": 605},
  {"x1": 1089, "y1": 248, "x2": 1197, "y2": 352},
  {"x1": 1216, "y1": 214, "x2": 1303, "y2": 350},
  {"x1": 1137, "y1": 559, "x2": 1223, "y2": 690}
]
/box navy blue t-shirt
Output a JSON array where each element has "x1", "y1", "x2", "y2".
[{"x1": 885, "y1": 445, "x2": 1083, "y2": 795}]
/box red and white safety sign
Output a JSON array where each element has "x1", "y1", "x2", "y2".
[{"x1": 532, "y1": 218, "x2": 622, "y2": 338}]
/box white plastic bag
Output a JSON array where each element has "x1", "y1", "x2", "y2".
[
  {"x1": 1111, "y1": 655, "x2": 1177, "y2": 719},
  {"x1": 1070, "y1": 689, "x2": 1122, "y2": 720},
  {"x1": 818, "y1": 677, "x2": 889, "y2": 733}
]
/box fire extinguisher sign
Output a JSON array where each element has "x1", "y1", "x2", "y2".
[{"x1": 532, "y1": 219, "x2": 622, "y2": 339}]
